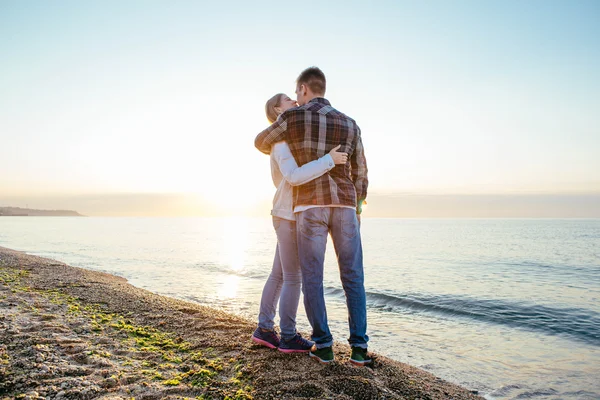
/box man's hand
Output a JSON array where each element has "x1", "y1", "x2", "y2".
[{"x1": 357, "y1": 199, "x2": 366, "y2": 215}]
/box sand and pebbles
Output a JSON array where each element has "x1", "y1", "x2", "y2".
[{"x1": 0, "y1": 246, "x2": 483, "y2": 399}]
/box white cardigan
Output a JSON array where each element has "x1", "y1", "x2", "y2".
[{"x1": 270, "y1": 141, "x2": 334, "y2": 221}]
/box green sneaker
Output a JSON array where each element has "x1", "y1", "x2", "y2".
[
  {"x1": 350, "y1": 347, "x2": 372, "y2": 366},
  {"x1": 309, "y1": 346, "x2": 334, "y2": 364}
]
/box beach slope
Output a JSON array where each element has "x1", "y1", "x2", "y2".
[{"x1": 0, "y1": 246, "x2": 483, "y2": 400}]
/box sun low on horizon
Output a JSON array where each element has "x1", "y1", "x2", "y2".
[{"x1": 1, "y1": 1, "x2": 599, "y2": 217}]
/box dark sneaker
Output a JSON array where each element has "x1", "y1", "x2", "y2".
[
  {"x1": 278, "y1": 333, "x2": 315, "y2": 353},
  {"x1": 350, "y1": 346, "x2": 372, "y2": 366},
  {"x1": 251, "y1": 327, "x2": 280, "y2": 349},
  {"x1": 309, "y1": 346, "x2": 334, "y2": 364}
]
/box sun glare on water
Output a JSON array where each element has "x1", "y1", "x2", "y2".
[
  {"x1": 216, "y1": 217, "x2": 248, "y2": 298},
  {"x1": 224, "y1": 217, "x2": 248, "y2": 271}
]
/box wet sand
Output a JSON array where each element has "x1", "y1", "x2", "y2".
[{"x1": 0, "y1": 246, "x2": 483, "y2": 399}]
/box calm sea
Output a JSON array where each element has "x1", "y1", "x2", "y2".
[{"x1": 1, "y1": 217, "x2": 599, "y2": 399}]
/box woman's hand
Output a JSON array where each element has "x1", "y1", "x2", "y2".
[{"x1": 329, "y1": 144, "x2": 348, "y2": 165}]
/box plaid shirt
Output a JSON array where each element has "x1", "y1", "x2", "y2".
[{"x1": 255, "y1": 98, "x2": 368, "y2": 210}]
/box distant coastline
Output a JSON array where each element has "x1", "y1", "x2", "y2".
[{"x1": 0, "y1": 206, "x2": 83, "y2": 217}]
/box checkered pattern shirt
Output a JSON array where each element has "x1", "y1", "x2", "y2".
[{"x1": 255, "y1": 97, "x2": 368, "y2": 211}]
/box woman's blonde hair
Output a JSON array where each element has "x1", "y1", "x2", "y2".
[{"x1": 265, "y1": 93, "x2": 286, "y2": 124}]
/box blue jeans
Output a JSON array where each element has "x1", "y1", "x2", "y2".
[
  {"x1": 297, "y1": 207, "x2": 368, "y2": 349},
  {"x1": 257, "y1": 217, "x2": 303, "y2": 341}
]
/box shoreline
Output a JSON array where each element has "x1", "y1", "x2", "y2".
[{"x1": 0, "y1": 246, "x2": 483, "y2": 399}]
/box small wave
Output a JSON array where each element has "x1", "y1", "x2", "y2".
[
  {"x1": 558, "y1": 390, "x2": 600, "y2": 400},
  {"x1": 324, "y1": 287, "x2": 600, "y2": 345},
  {"x1": 191, "y1": 262, "x2": 268, "y2": 279},
  {"x1": 513, "y1": 388, "x2": 559, "y2": 399},
  {"x1": 494, "y1": 260, "x2": 600, "y2": 276}
]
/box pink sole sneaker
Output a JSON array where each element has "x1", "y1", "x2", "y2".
[
  {"x1": 251, "y1": 335, "x2": 277, "y2": 349},
  {"x1": 277, "y1": 333, "x2": 315, "y2": 353},
  {"x1": 278, "y1": 347, "x2": 311, "y2": 354}
]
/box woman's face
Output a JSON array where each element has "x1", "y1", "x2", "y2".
[{"x1": 278, "y1": 95, "x2": 298, "y2": 113}]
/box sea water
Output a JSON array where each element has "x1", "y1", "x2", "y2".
[{"x1": 1, "y1": 217, "x2": 598, "y2": 399}]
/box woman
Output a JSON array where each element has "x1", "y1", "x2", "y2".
[{"x1": 251, "y1": 93, "x2": 348, "y2": 353}]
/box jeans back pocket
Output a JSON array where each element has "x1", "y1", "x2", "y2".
[
  {"x1": 341, "y1": 210, "x2": 359, "y2": 238},
  {"x1": 299, "y1": 208, "x2": 325, "y2": 238}
]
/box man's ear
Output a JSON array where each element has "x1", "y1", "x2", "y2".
[{"x1": 301, "y1": 83, "x2": 308, "y2": 96}]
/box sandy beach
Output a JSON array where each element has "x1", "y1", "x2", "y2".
[{"x1": 0, "y1": 246, "x2": 483, "y2": 400}]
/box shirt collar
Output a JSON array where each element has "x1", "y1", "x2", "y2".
[{"x1": 308, "y1": 97, "x2": 330, "y2": 106}]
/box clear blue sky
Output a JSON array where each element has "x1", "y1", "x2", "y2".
[{"x1": 1, "y1": 0, "x2": 599, "y2": 214}]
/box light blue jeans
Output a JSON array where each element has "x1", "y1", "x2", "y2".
[
  {"x1": 257, "y1": 216, "x2": 303, "y2": 341},
  {"x1": 297, "y1": 207, "x2": 368, "y2": 349}
]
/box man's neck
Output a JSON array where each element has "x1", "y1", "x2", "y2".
[{"x1": 304, "y1": 94, "x2": 325, "y2": 104}]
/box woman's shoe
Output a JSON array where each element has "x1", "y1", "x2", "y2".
[
  {"x1": 278, "y1": 333, "x2": 314, "y2": 353},
  {"x1": 251, "y1": 327, "x2": 280, "y2": 349}
]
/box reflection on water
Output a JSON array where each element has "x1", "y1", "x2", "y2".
[
  {"x1": 1, "y1": 217, "x2": 599, "y2": 400},
  {"x1": 217, "y1": 275, "x2": 240, "y2": 299},
  {"x1": 223, "y1": 217, "x2": 248, "y2": 272},
  {"x1": 215, "y1": 217, "x2": 248, "y2": 299}
]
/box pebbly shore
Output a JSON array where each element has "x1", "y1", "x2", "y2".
[{"x1": 0, "y1": 246, "x2": 484, "y2": 400}]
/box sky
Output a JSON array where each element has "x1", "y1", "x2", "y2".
[{"x1": 1, "y1": 0, "x2": 599, "y2": 216}]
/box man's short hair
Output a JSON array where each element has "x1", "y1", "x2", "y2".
[{"x1": 296, "y1": 66, "x2": 326, "y2": 95}]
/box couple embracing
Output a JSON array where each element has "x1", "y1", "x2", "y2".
[{"x1": 250, "y1": 67, "x2": 371, "y2": 366}]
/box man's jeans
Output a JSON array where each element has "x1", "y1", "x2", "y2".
[
  {"x1": 257, "y1": 217, "x2": 303, "y2": 341},
  {"x1": 297, "y1": 207, "x2": 368, "y2": 349}
]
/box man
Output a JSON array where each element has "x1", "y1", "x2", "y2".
[{"x1": 254, "y1": 67, "x2": 370, "y2": 365}]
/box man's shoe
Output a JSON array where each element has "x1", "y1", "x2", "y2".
[
  {"x1": 309, "y1": 346, "x2": 334, "y2": 364},
  {"x1": 251, "y1": 327, "x2": 280, "y2": 349},
  {"x1": 278, "y1": 333, "x2": 315, "y2": 353},
  {"x1": 350, "y1": 346, "x2": 372, "y2": 366}
]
